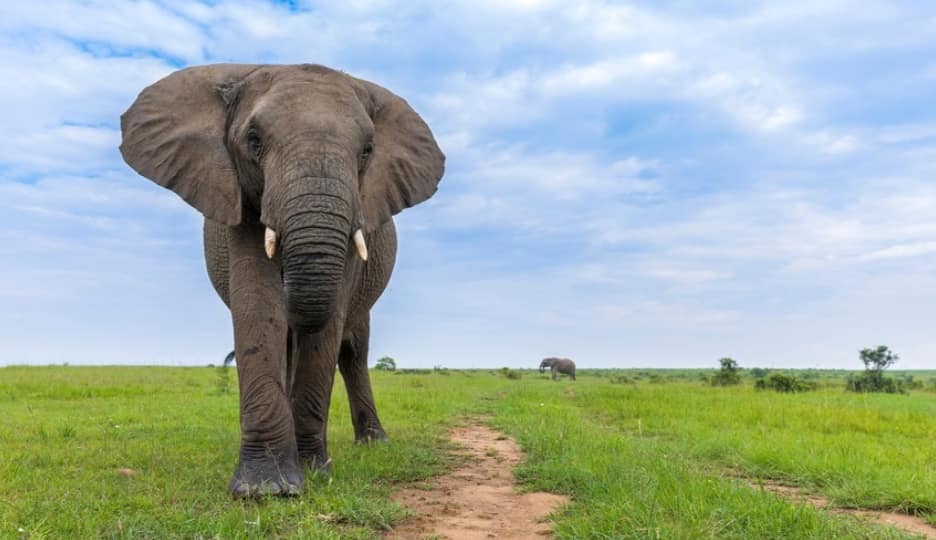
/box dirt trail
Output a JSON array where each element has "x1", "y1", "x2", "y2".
[
  {"x1": 387, "y1": 423, "x2": 569, "y2": 539},
  {"x1": 751, "y1": 479, "x2": 936, "y2": 539}
]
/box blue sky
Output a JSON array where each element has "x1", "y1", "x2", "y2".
[{"x1": 1, "y1": 1, "x2": 934, "y2": 369}]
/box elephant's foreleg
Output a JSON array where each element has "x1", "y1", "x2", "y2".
[
  {"x1": 227, "y1": 220, "x2": 301, "y2": 498},
  {"x1": 338, "y1": 314, "x2": 388, "y2": 444},
  {"x1": 291, "y1": 327, "x2": 343, "y2": 474},
  {"x1": 552, "y1": 366, "x2": 558, "y2": 381}
]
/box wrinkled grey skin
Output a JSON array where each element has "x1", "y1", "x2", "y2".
[
  {"x1": 119, "y1": 64, "x2": 444, "y2": 498},
  {"x1": 539, "y1": 357, "x2": 576, "y2": 381}
]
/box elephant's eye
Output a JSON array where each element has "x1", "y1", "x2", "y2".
[
  {"x1": 360, "y1": 142, "x2": 374, "y2": 164},
  {"x1": 246, "y1": 129, "x2": 263, "y2": 159}
]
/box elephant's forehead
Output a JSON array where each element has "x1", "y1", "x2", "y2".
[
  {"x1": 233, "y1": 65, "x2": 373, "y2": 138},
  {"x1": 260, "y1": 77, "x2": 362, "y2": 117},
  {"x1": 264, "y1": 65, "x2": 352, "y2": 93}
]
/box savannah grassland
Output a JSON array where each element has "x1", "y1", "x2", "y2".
[{"x1": 1, "y1": 367, "x2": 934, "y2": 539}]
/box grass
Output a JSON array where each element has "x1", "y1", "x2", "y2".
[{"x1": 0, "y1": 366, "x2": 933, "y2": 538}]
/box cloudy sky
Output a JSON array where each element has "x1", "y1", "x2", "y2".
[{"x1": 1, "y1": 1, "x2": 934, "y2": 369}]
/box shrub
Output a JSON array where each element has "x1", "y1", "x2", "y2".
[
  {"x1": 846, "y1": 374, "x2": 905, "y2": 394},
  {"x1": 500, "y1": 367, "x2": 522, "y2": 380},
  {"x1": 214, "y1": 365, "x2": 232, "y2": 394},
  {"x1": 754, "y1": 373, "x2": 816, "y2": 393},
  {"x1": 374, "y1": 356, "x2": 396, "y2": 371},
  {"x1": 609, "y1": 375, "x2": 635, "y2": 385},
  {"x1": 710, "y1": 357, "x2": 742, "y2": 386}
]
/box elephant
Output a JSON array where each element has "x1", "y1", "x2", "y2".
[
  {"x1": 539, "y1": 357, "x2": 576, "y2": 381},
  {"x1": 119, "y1": 64, "x2": 444, "y2": 498}
]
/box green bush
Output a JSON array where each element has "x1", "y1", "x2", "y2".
[
  {"x1": 214, "y1": 365, "x2": 232, "y2": 394},
  {"x1": 754, "y1": 373, "x2": 816, "y2": 393},
  {"x1": 845, "y1": 373, "x2": 906, "y2": 394},
  {"x1": 500, "y1": 367, "x2": 522, "y2": 380}
]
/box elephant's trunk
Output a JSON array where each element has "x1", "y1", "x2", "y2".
[{"x1": 277, "y1": 176, "x2": 354, "y2": 333}]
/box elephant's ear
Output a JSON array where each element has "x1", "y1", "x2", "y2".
[
  {"x1": 354, "y1": 79, "x2": 445, "y2": 231},
  {"x1": 120, "y1": 64, "x2": 260, "y2": 226}
]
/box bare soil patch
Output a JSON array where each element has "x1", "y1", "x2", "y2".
[
  {"x1": 387, "y1": 422, "x2": 569, "y2": 539},
  {"x1": 750, "y1": 478, "x2": 936, "y2": 539}
]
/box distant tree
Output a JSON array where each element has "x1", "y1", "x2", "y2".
[
  {"x1": 860, "y1": 346, "x2": 899, "y2": 374},
  {"x1": 711, "y1": 357, "x2": 742, "y2": 386},
  {"x1": 846, "y1": 346, "x2": 904, "y2": 394},
  {"x1": 374, "y1": 356, "x2": 396, "y2": 371}
]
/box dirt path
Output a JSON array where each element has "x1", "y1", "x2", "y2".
[
  {"x1": 751, "y1": 479, "x2": 936, "y2": 539},
  {"x1": 387, "y1": 422, "x2": 569, "y2": 539}
]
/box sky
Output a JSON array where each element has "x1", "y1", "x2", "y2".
[{"x1": 1, "y1": 1, "x2": 934, "y2": 369}]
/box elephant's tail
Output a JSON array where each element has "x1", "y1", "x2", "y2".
[{"x1": 223, "y1": 350, "x2": 236, "y2": 366}]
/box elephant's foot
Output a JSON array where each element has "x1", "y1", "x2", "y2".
[
  {"x1": 354, "y1": 424, "x2": 389, "y2": 445},
  {"x1": 229, "y1": 444, "x2": 303, "y2": 499},
  {"x1": 351, "y1": 411, "x2": 389, "y2": 445},
  {"x1": 297, "y1": 435, "x2": 333, "y2": 476}
]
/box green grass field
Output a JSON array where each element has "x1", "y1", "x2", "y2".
[{"x1": 1, "y1": 366, "x2": 934, "y2": 538}]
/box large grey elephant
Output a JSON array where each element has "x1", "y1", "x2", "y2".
[
  {"x1": 539, "y1": 357, "x2": 576, "y2": 380},
  {"x1": 120, "y1": 64, "x2": 444, "y2": 498}
]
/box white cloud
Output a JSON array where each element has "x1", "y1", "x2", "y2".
[
  {"x1": 0, "y1": 2, "x2": 207, "y2": 61},
  {"x1": 2, "y1": 125, "x2": 120, "y2": 173},
  {"x1": 855, "y1": 241, "x2": 936, "y2": 262},
  {"x1": 644, "y1": 268, "x2": 733, "y2": 286}
]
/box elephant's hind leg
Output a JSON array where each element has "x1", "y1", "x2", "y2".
[{"x1": 338, "y1": 313, "x2": 388, "y2": 444}]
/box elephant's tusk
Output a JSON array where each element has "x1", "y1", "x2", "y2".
[
  {"x1": 353, "y1": 229, "x2": 368, "y2": 261},
  {"x1": 264, "y1": 227, "x2": 277, "y2": 259}
]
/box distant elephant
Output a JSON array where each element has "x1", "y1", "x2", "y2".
[
  {"x1": 540, "y1": 357, "x2": 576, "y2": 381},
  {"x1": 120, "y1": 64, "x2": 444, "y2": 498}
]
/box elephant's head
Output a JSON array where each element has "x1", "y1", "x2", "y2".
[
  {"x1": 120, "y1": 64, "x2": 444, "y2": 331},
  {"x1": 539, "y1": 358, "x2": 554, "y2": 373}
]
